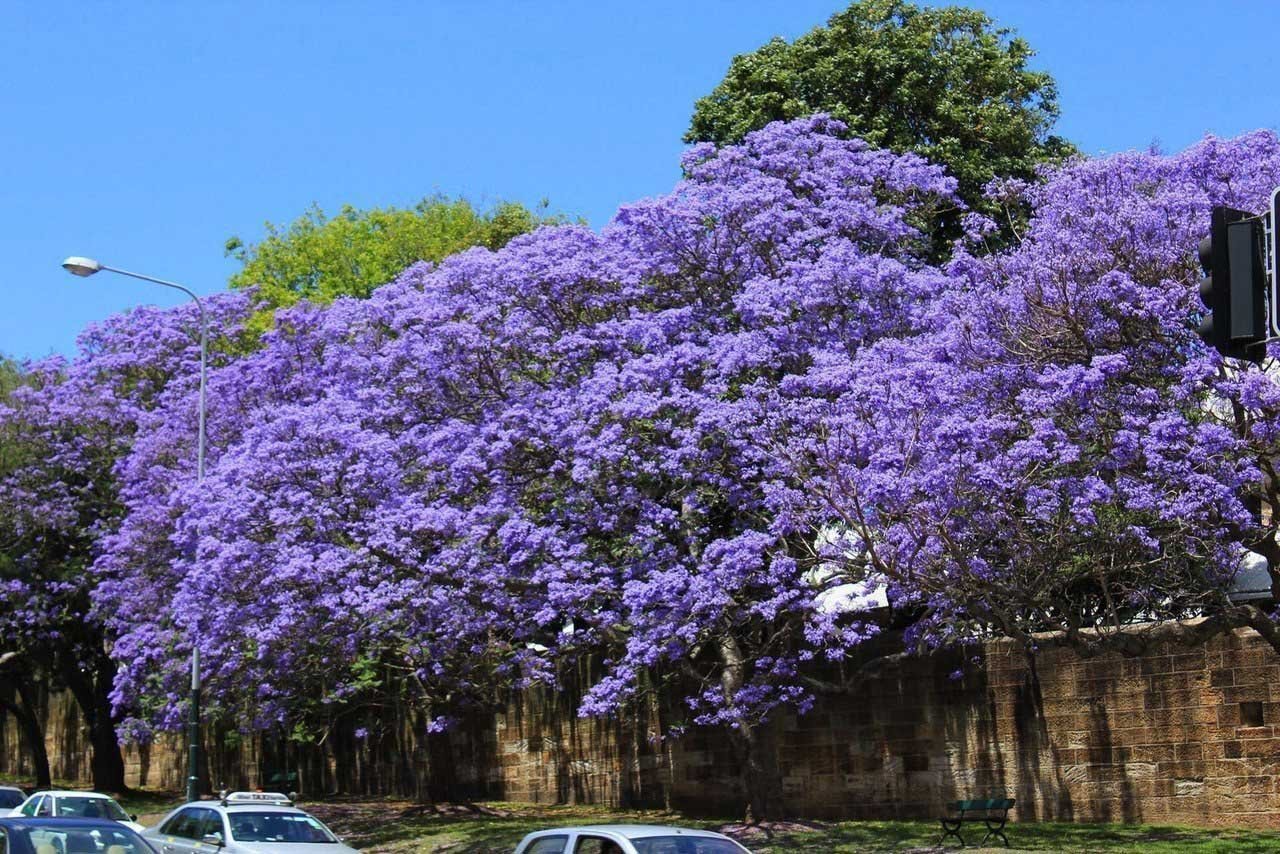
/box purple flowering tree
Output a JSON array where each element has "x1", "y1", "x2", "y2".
[
  {"x1": 92, "y1": 118, "x2": 957, "y2": 815},
  {"x1": 25, "y1": 115, "x2": 1280, "y2": 822},
  {"x1": 793, "y1": 132, "x2": 1280, "y2": 667},
  {"x1": 539, "y1": 119, "x2": 958, "y2": 817},
  {"x1": 0, "y1": 295, "x2": 251, "y2": 791}
]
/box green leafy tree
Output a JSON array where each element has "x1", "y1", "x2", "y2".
[
  {"x1": 687, "y1": 0, "x2": 1075, "y2": 226},
  {"x1": 226, "y1": 197, "x2": 559, "y2": 331}
]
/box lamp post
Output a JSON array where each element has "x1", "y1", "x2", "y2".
[{"x1": 62, "y1": 256, "x2": 206, "y2": 804}]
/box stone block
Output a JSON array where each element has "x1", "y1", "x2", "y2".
[
  {"x1": 1173, "y1": 652, "x2": 1207, "y2": 672},
  {"x1": 1174, "y1": 778, "x2": 1206, "y2": 797},
  {"x1": 1176, "y1": 742, "x2": 1205, "y2": 762},
  {"x1": 1125, "y1": 762, "x2": 1159, "y2": 780},
  {"x1": 1210, "y1": 669, "x2": 1235, "y2": 688},
  {"x1": 1131, "y1": 743, "x2": 1175, "y2": 763},
  {"x1": 1224, "y1": 686, "x2": 1270, "y2": 704}
]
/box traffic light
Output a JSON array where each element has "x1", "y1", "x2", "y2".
[{"x1": 1197, "y1": 206, "x2": 1268, "y2": 363}]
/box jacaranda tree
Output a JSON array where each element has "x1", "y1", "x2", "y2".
[
  {"x1": 14, "y1": 117, "x2": 1280, "y2": 820},
  {"x1": 790, "y1": 132, "x2": 1280, "y2": 666},
  {"x1": 0, "y1": 297, "x2": 252, "y2": 791}
]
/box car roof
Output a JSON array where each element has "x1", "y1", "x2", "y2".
[
  {"x1": 529, "y1": 825, "x2": 731, "y2": 840},
  {"x1": 26, "y1": 791, "x2": 114, "y2": 798},
  {"x1": 178, "y1": 803, "x2": 303, "y2": 814}
]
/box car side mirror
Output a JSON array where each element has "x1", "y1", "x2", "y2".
[
  {"x1": 201, "y1": 833, "x2": 223, "y2": 847},
  {"x1": 130, "y1": 815, "x2": 138, "y2": 822}
]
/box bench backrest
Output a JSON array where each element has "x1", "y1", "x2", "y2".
[{"x1": 949, "y1": 798, "x2": 1015, "y2": 811}]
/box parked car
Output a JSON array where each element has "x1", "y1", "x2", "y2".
[
  {"x1": 0, "y1": 786, "x2": 26, "y2": 810},
  {"x1": 513, "y1": 825, "x2": 751, "y2": 854},
  {"x1": 0, "y1": 816, "x2": 157, "y2": 854},
  {"x1": 143, "y1": 792, "x2": 356, "y2": 854},
  {"x1": 6, "y1": 792, "x2": 143, "y2": 833}
]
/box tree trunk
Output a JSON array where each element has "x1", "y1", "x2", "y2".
[
  {"x1": 729, "y1": 719, "x2": 786, "y2": 823},
  {"x1": 0, "y1": 677, "x2": 52, "y2": 789},
  {"x1": 718, "y1": 635, "x2": 786, "y2": 821},
  {"x1": 60, "y1": 652, "x2": 128, "y2": 793}
]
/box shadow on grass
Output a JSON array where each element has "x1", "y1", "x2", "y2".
[
  {"x1": 311, "y1": 802, "x2": 730, "y2": 853},
  {"x1": 759, "y1": 820, "x2": 1280, "y2": 853}
]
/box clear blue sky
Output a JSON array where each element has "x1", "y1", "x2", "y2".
[{"x1": 3, "y1": 0, "x2": 1277, "y2": 359}]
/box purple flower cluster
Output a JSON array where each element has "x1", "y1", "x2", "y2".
[{"x1": 4, "y1": 118, "x2": 1280, "y2": 744}]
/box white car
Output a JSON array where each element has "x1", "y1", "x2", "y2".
[
  {"x1": 513, "y1": 825, "x2": 751, "y2": 854},
  {"x1": 144, "y1": 792, "x2": 357, "y2": 854},
  {"x1": 7, "y1": 790, "x2": 144, "y2": 832},
  {"x1": 0, "y1": 786, "x2": 25, "y2": 811}
]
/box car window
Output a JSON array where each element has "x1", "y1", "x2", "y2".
[
  {"x1": 56, "y1": 796, "x2": 130, "y2": 821},
  {"x1": 525, "y1": 836, "x2": 569, "y2": 854},
  {"x1": 63, "y1": 829, "x2": 100, "y2": 854},
  {"x1": 80, "y1": 826, "x2": 153, "y2": 854},
  {"x1": 34, "y1": 797, "x2": 53, "y2": 818},
  {"x1": 631, "y1": 838, "x2": 744, "y2": 854},
  {"x1": 164, "y1": 808, "x2": 205, "y2": 840},
  {"x1": 0, "y1": 791, "x2": 23, "y2": 809},
  {"x1": 574, "y1": 837, "x2": 625, "y2": 854},
  {"x1": 19, "y1": 796, "x2": 40, "y2": 817},
  {"x1": 0, "y1": 826, "x2": 7, "y2": 854},
  {"x1": 227, "y1": 812, "x2": 336, "y2": 844},
  {"x1": 198, "y1": 809, "x2": 226, "y2": 840}
]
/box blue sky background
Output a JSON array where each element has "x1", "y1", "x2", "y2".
[{"x1": 3, "y1": 0, "x2": 1278, "y2": 359}]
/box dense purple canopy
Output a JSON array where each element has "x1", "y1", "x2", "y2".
[{"x1": 5, "y1": 119, "x2": 1280, "y2": 760}]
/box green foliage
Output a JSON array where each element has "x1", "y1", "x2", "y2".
[
  {"x1": 687, "y1": 0, "x2": 1075, "y2": 219},
  {"x1": 226, "y1": 197, "x2": 560, "y2": 332},
  {"x1": 0, "y1": 356, "x2": 23, "y2": 398}
]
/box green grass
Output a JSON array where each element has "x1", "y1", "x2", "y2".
[
  {"x1": 5, "y1": 783, "x2": 1276, "y2": 853},
  {"x1": 115, "y1": 789, "x2": 184, "y2": 824},
  {"x1": 302, "y1": 801, "x2": 1280, "y2": 853}
]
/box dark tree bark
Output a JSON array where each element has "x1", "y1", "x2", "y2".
[
  {"x1": 0, "y1": 674, "x2": 52, "y2": 789},
  {"x1": 728, "y1": 717, "x2": 786, "y2": 823},
  {"x1": 718, "y1": 635, "x2": 786, "y2": 821},
  {"x1": 60, "y1": 651, "x2": 127, "y2": 794}
]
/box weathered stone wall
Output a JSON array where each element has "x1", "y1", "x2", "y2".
[
  {"x1": 653, "y1": 626, "x2": 1280, "y2": 827},
  {"x1": 5, "y1": 627, "x2": 1280, "y2": 828}
]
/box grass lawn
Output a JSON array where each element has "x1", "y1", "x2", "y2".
[
  {"x1": 7, "y1": 780, "x2": 1279, "y2": 853},
  {"x1": 302, "y1": 800, "x2": 1280, "y2": 853}
]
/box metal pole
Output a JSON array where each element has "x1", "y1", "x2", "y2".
[
  {"x1": 98, "y1": 265, "x2": 207, "y2": 803},
  {"x1": 188, "y1": 647, "x2": 201, "y2": 803}
]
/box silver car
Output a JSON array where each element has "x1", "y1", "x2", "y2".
[
  {"x1": 143, "y1": 793, "x2": 355, "y2": 854},
  {"x1": 513, "y1": 825, "x2": 751, "y2": 854}
]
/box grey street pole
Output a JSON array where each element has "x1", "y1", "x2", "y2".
[{"x1": 62, "y1": 256, "x2": 207, "y2": 803}]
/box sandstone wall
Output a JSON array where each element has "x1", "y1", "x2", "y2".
[{"x1": 5, "y1": 627, "x2": 1280, "y2": 827}]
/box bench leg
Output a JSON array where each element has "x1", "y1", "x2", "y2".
[
  {"x1": 938, "y1": 818, "x2": 966, "y2": 848},
  {"x1": 980, "y1": 818, "x2": 1009, "y2": 848}
]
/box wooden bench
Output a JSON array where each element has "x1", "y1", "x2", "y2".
[{"x1": 938, "y1": 797, "x2": 1014, "y2": 848}]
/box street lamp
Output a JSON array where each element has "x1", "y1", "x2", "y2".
[{"x1": 62, "y1": 256, "x2": 207, "y2": 804}]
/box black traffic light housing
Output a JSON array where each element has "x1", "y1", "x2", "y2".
[{"x1": 1197, "y1": 206, "x2": 1268, "y2": 363}]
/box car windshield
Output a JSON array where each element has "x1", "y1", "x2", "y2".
[
  {"x1": 228, "y1": 813, "x2": 337, "y2": 844},
  {"x1": 56, "y1": 797, "x2": 131, "y2": 822},
  {"x1": 21, "y1": 824, "x2": 154, "y2": 854},
  {"x1": 0, "y1": 791, "x2": 24, "y2": 808},
  {"x1": 631, "y1": 839, "x2": 743, "y2": 854}
]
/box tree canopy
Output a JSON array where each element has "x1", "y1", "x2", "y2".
[
  {"x1": 225, "y1": 196, "x2": 559, "y2": 331},
  {"x1": 9, "y1": 120, "x2": 1280, "y2": 818},
  {"x1": 686, "y1": 0, "x2": 1074, "y2": 223}
]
